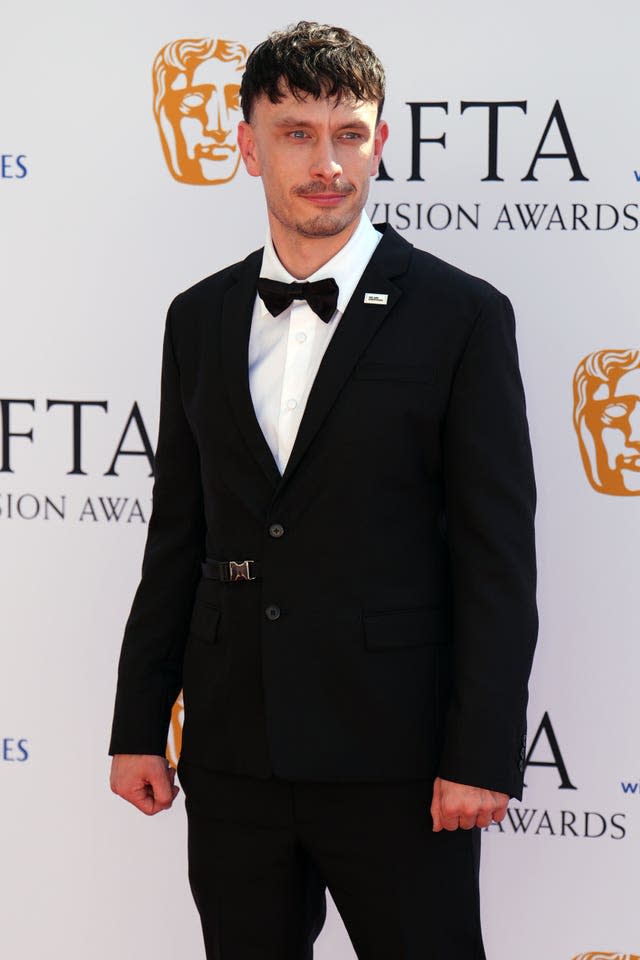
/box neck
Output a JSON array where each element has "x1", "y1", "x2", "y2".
[{"x1": 268, "y1": 215, "x2": 362, "y2": 280}]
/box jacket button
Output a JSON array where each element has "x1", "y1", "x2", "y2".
[
  {"x1": 265, "y1": 604, "x2": 281, "y2": 621},
  {"x1": 268, "y1": 523, "x2": 285, "y2": 538}
]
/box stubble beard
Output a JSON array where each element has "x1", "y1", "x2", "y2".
[
  {"x1": 293, "y1": 208, "x2": 360, "y2": 238},
  {"x1": 271, "y1": 180, "x2": 367, "y2": 239}
]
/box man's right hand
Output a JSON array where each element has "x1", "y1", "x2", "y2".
[{"x1": 110, "y1": 754, "x2": 180, "y2": 816}]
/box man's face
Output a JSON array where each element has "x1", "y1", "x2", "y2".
[
  {"x1": 580, "y1": 367, "x2": 640, "y2": 494},
  {"x1": 160, "y1": 57, "x2": 242, "y2": 184},
  {"x1": 237, "y1": 88, "x2": 388, "y2": 240}
]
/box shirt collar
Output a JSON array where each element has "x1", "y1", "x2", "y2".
[{"x1": 259, "y1": 212, "x2": 382, "y2": 316}]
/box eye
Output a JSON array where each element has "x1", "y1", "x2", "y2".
[
  {"x1": 289, "y1": 130, "x2": 308, "y2": 139},
  {"x1": 340, "y1": 131, "x2": 364, "y2": 140}
]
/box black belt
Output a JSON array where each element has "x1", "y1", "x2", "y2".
[{"x1": 202, "y1": 559, "x2": 262, "y2": 582}]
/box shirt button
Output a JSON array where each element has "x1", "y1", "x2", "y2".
[
  {"x1": 265, "y1": 604, "x2": 281, "y2": 621},
  {"x1": 269, "y1": 523, "x2": 285, "y2": 538},
  {"x1": 296, "y1": 331, "x2": 307, "y2": 343},
  {"x1": 286, "y1": 398, "x2": 297, "y2": 410}
]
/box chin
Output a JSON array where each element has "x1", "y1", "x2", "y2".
[{"x1": 296, "y1": 211, "x2": 358, "y2": 239}]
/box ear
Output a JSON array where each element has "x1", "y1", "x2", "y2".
[
  {"x1": 370, "y1": 119, "x2": 389, "y2": 177},
  {"x1": 237, "y1": 120, "x2": 261, "y2": 177}
]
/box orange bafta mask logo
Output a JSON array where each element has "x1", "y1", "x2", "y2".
[
  {"x1": 153, "y1": 38, "x2": 248, "y2": 185},
  {"x1": 573, "y1": 349, "x2": 640, "y2": 495},
  {"x1": 166, "y1": 691, "x2": 184, "y2": 769},
  {"x1": 571, "y1": 954, "x2": 640, "y2": 959}
]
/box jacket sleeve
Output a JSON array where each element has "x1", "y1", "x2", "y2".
[
  {"x1": 109, "y1": 301, "x2": 205, "y2": 756},
  {"x1": 437, "y1": 291, "x2": 538, "y2": 799}
]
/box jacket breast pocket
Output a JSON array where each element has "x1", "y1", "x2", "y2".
[
  {"x1": 188, "y1": 601, "x2": 220, "y2": 646},
  {"x1": 363, "y1": 604, "x2": 447, "y2": 650},
  {"x1": 353, "y1": 361, "x2": 434, "y2": 383}
]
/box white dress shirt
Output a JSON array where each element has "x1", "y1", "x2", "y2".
[{"x1": 248, "y1": 212, "x2": 382, "y2": 474}]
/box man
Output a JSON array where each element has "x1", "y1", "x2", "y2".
[{"x1": 110, "y1": 21, "x2": 538, "y2": 960}]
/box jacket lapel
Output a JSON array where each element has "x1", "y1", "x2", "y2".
[
  {"x1": 220, "y1": 249, "x2": 281, "y2": 489},
  {"x1": 278, "y1": 225, "x2": 412, "y2": 491}
]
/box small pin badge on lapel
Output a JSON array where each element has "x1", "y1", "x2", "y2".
[{"x1": 364, "y1": 292, "x2": 388, "y2": 305}]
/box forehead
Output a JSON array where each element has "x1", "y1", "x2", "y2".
[{"x1": 252, "y1": 89, "x2": 378, "y2": 127}]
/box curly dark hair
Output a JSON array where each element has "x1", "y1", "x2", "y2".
[{"x1": 240, "y1": 21, "x2": 385, "y2": 122}]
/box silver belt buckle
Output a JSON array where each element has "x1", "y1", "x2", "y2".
[{"x1": 229, "y1": 559, "x2": 255, "y2": 581}]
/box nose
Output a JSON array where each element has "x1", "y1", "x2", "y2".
[
  {"x1": 309, "y1": 136, "x2": 342, "y2": 182},
  {"x1": 204, "y1": 90, "x2": 230, "y2": 144}
]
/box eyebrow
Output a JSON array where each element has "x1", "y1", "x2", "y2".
[{"x1": 273, "y1": 116, "x2": 371, "y2": 131}]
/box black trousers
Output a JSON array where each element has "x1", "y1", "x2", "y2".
[{"x1": 178, "y1": 761, "x2": 486, "y2": 960}]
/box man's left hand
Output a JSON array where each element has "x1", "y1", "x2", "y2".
[{"x1": 430, "y1": 776, "x2": 509, "y2": 831}]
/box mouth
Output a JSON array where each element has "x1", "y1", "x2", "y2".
[{"x1": 299, "y1": 192, "x2": 352, "y2": 207}]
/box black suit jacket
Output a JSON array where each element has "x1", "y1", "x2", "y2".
[{"x1": 109, "y1": 223, "x2": 537, "y2": 799}]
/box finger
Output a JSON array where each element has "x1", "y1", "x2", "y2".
[
  {"x1": 126, "y1": 783, "x2": 160, "y2": 816},
  {"x1": 141, "y1": 794, "x2": 174, "y2": 816},
  {"x1": 149, "y1": 768, "x2": 174, "y2": 807},
  {"x1": 442, "y1": 799, "x2": 487, "y2": 831},
  {"x1": 440, "y1": 814, "x2": 461, "y2": 832},
  {"x1": 136, "y1": 794, "x2": 157, "y2": 816},
  {"x1": 475, "y1": 811, "x2": 494, "y2": 829},
  {"x1": 131, "y1": 774, "x2": 173, "y2": 815},
  {"x1": 490, "y1": 794, "x2": 509, "y2": 822},
  {"x1": 491, "y1": 792, "x2": 509, "y2": 815},
  {"x1": 474, "y1": 797, "x2": 498, "y2": 829},
  {"x1": 430, "y1": 778, "x2": 442, "y2": 832},
  {"x1": 457, "y1": 815, "x2": 477, "y2": 830}
]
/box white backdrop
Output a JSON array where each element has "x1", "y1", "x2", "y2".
[{"x1": 2, "y1": 1, "x2": 639, "y2": 958}]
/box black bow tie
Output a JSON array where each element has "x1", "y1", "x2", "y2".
[{"x1": 257, "y1": 276, "x2": 339, "y2": 323}]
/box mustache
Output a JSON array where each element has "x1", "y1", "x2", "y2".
[{"x1": 293, "y1": 181, "x2": 356, "y2": 197}]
